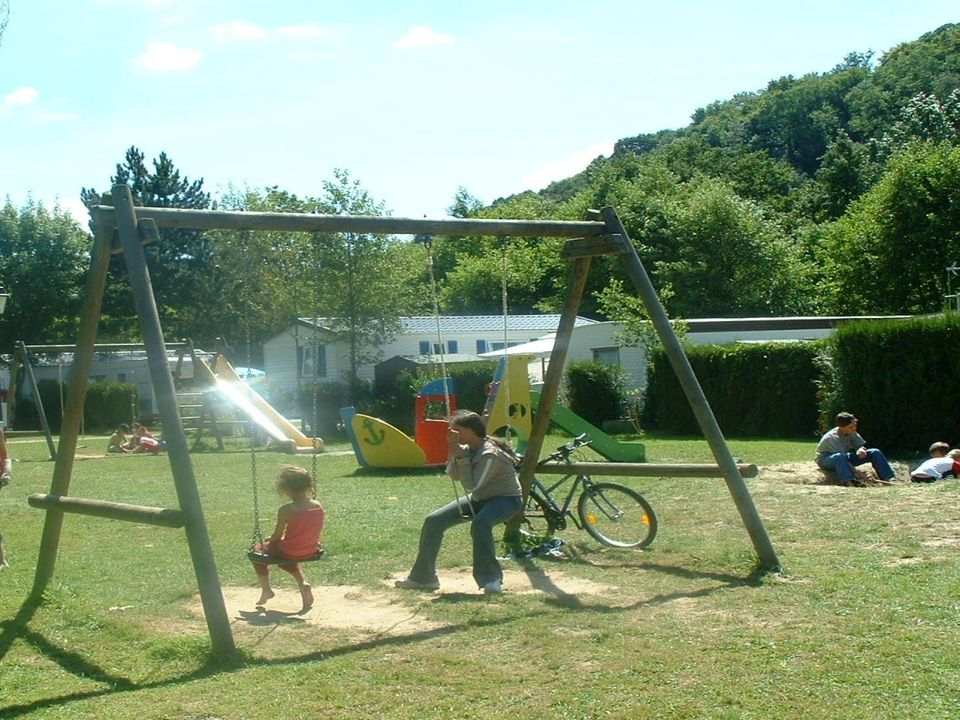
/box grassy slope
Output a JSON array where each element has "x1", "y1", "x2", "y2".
[{"x1": 1, "y1": 433, "x2": 958, "y2": 719}]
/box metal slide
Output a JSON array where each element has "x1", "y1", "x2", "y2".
[{"x1": 207, "y1": 356, "x2": 322, "y2": 453}]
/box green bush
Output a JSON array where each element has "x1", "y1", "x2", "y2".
[
  {"x1": 12, "y1": 378, "x2": 137, "y2": 433},
  {"x1": 83, "y1": 379, "x2": 138, "y2": 432},
  {"x1": 565, "y1": 360, "x2": 627, "y2": 427},
  {"x1": 297, "y1": 381, "x2": 353, "y2": 435},
  {"x1": 644, "y1": 341, "x2": 822, "y2": 437},
  {"x1": 823, "y1": 315, "x2": 960, "y2": 452}
]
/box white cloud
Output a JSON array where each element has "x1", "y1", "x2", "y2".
[
  {"x1": 277, "y1": 24, "x2": 333, "y2": 40},
  {"x1": 212, "y1": 20, "x2": 268, "y2": 42},
  {"x1": 4, "y1": 87, "x2": 39, "y2": 107},
  {"x1": 521, "y1": 140, "x2": 616, "y2": 191},
  {"x1": 134, "y1": 42, "x2": 202, "y2": 71},
  {"x1": 392, "y1": 26, "x2": 455, "y2": 49}
]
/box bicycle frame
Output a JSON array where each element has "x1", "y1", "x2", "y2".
[{"x1": 531, "y1": 471, "x2": 588, "y2": 530}]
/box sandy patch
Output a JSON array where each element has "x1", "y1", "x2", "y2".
[
  {"x1": 384, "y1": 565, "x2": 614, "y2": 597},
  {"x1": 211, "y1": 585, "x2": 445, "y2": 634},
  {"x1": 194, "y1": 568, "x2": 613, "y2": 637},
  {"x1": 759, "y1": 461, "x2": 910, "y2": 487}
]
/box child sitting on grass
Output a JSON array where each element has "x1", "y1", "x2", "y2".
[
  {"x1": 107, "y1": 423, "x2": 131, "y2": 453},
  {"x1": 250, "y1": 465, "x2": 325, "y2": 612}
]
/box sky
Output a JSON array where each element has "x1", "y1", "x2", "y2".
[{"x1": 0, "y1": 0, "x2": 957, "y2": 225}]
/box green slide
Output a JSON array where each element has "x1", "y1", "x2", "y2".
[{"x1": 530, "y1": 391, "x2": 645, "y2": 462}]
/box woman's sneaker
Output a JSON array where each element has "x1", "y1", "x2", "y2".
[
  {"x1": 483, "y1": 580, "x2": 503, "y2": 595},
  {"x1": 394, "y1": 577, "x2": 440, "y2": 591}
]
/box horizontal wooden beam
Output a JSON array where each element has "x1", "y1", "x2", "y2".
[
  {"x1": 24, "y1": 342, "x2": 190, "y2": 353},
  {"x1": 562, "y1": 234, "x2": 632, "y2": 258},
  {"x1": 28, "y1": 494, "x2": 186, "y2": 528},
  {"x1": 535, "y1": 462, "x2": 760, "y2": 478},
  {"x1": 93, "y1": 205, "x2": 606, "y2": 238}
]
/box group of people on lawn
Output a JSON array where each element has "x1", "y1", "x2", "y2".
[
  {"x1": 816, "y1": 411, "x2": 960, "y2": 485},
  {"x1": 107, "y1": 422, "x2": 164, "y2": 454}
]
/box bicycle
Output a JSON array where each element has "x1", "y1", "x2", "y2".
[{"x1": 521, "y1": 434, "x2": 658, "y2": 549}]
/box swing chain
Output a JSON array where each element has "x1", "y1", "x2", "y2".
[{"x1": 249, "y1": 404, "x2": 263, "y2": 549}]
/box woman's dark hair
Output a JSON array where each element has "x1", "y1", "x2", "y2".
[
  {"x1": 450, "y1": 410, "x2": 487, "y2": 437},
  {"x1": 450, "y1": 410, "x2": 517, "y2": 459}
]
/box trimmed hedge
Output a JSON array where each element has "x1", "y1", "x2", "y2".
[
  {"x1": 565, "y1": 360, "x2": 627, "y2": 427},
  {"x1": 824, "y1": 315, "x2": 960, "y2": 453},
  {"x1": 13, "y1": 379, "x2": 137, "y2": 433},
  {"x1": 643, "y1": 341, "x2": 822, "y2": 438}
]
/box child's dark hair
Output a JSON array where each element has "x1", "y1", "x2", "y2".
[
  {"x1": 276, "y1": 465, "x2": 314, "y2": 494},
  {"x1": 118, "y1": 423, "x2": 130, "y2": 432},
  {"x1": 449, "y1": 410, "x2": 517, "y2": 460}
]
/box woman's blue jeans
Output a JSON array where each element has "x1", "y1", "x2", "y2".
[
  {"x1": 408, "y1": 494, "x2": 523, "y2": 588},
  {"x1": 817, "y1": 449, "x2": 895, "y2": 483}
]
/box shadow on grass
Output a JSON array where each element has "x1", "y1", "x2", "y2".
[
  {"x1": 0, "y1": 556, "x2": 772, "y2": 718},
  {"x1": 0, "y1": 592, "x2": 506, "y2": 719}
]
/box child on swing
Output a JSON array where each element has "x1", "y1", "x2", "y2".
[{"x1": 250, "y1": 465, "x2": 325, "y2": 612}]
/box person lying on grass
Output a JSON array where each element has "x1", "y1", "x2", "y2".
[
  {"x1": 250, "y1": 465, "x2": 325, "y2": 612},
  {"x1": 910, "y1": 442, "x2": 960, "y2": 483}
]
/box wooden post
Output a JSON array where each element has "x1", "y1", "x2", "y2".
[
  {"x1": 17, "y1": 342, "x2": 57, "y2": 460},
  {"x1": 504, "y1": 254, "x2": 593, "y2": 544},
  {"x1": 599, "y1": 206, "x2": 780, "y2": 571},
  {"x1": 31, "y1": 213, "x2": 114, "y2": 599},
  {"x1": 111, "y1": 185, "x2": 235, "y2": 655}
]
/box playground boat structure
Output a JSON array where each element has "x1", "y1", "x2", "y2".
[{"x1": 338, "y1": 354, "x2": 645, "y2": 468}]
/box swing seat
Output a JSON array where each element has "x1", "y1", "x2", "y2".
[{"x1": 247, "y1": 547, "x2": 325, "y2": 565}]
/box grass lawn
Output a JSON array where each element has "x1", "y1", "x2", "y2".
[{"x1": 1, "y1": 430, "x2": 958, "y2": 719}]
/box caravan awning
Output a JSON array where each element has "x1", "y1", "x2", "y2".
[{"x1": 478, "y1": 335, "x2": 554, "y2": 358}]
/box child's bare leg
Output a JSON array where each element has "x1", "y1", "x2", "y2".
[
  {"x1": 282, "y1": 563, "x2": 313, "y2": 611},
  {"x1": 253, "y1": 563, "x2": 274, "y2": 605},
  {"x1": 0, "y1": 539, "x2": 7, "y2": 569}
]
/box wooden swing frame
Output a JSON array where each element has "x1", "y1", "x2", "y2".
[{"x1": 28, "y1": 186, "x2": 779, "y2": 657}]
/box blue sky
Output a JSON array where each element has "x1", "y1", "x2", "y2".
[{"x1": 0, "y1": 0, "x2": 957, "y2": 224}]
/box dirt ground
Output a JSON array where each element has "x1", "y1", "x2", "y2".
[
  {"x1": 192, "y1": 460, "x2": 914, "y2": 638},
  {"x1": 757, "y1": 460, "x2": 913, "y2": 489},
  {"x1": 200, "y1": 567, "x2": 613, "y2": 638}
]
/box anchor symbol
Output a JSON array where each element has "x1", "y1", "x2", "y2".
[{"x1": 361, "y1": 418, "x2": 386, "y2": 446}]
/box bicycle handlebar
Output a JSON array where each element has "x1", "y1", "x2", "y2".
[{"x1": 539, "y1": 433, "x2": 592, "y2": 466}]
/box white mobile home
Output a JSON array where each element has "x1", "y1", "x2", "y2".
[{"x1": 262, "y1": 315, "x2": 599, "y2": 397}]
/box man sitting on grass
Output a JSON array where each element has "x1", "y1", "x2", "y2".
[{"x1": 815, "y1": 412, "x2": 897, "y2": 486}]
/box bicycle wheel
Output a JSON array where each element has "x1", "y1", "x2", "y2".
[{"x1": 577, "y1": 482, "x2": 657, "y2": 549}]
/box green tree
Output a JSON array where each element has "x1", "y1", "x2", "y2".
[
  {"x1": 81, "y1": 146, "x2": 215, "y2": 343},
  {"x1": 819, "y1": 142, "x2": 960, "y2": 315},
  {"x1": 205, "y1": 185, "x2": 318, "y2": 365},
  {"x1": 0, "y1": 199, "x2": 89, "y2": 352},
  {"x1": 646, "y1": 177, "x2": 819, "y2": 317},
  {"x1": 311, "y1": 170, "x2": 425, "y2": 398}
]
